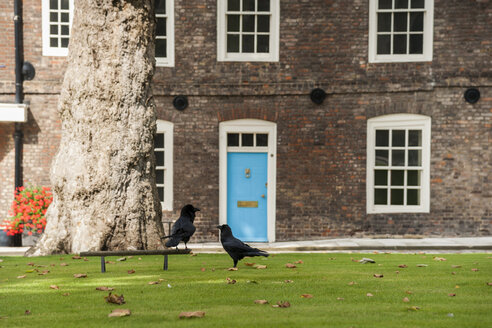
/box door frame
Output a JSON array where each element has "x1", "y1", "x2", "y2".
[{"x1": 219, "y1": 119, "x2": 277, "y2": 242}]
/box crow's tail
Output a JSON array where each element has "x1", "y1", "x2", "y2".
[
  {"x1": 160, "y1": 235, "x2": 171, "y2": 240},
  {"x1": 165, "y1": 236, "x2": 181, "y2": 248}
]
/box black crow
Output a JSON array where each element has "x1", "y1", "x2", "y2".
[
  {"x1": 217, "y1": 224, "x2": 269, "y2": 268},
  {"x1": 161, "y1": 204, "x2": 200, "y2": 249}
]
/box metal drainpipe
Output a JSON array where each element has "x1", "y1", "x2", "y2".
[{"x1": 13, "y1": 0, "x2": 24, "y2": 246}]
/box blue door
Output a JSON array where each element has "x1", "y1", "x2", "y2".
[{"x1": 227, "y1": 152, "x2": 268, "y2": 242}]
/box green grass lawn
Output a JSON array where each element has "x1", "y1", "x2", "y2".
[{"x1": 0, "y1": 252, "x2": 491, "y2": 327}]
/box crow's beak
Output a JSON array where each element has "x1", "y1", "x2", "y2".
[
  {"x1": 194, "y1": 208, "x2": 200, "y2": 212},
  {"x1": 216, "y1": 225, "x2": 222, "y2": 229}
]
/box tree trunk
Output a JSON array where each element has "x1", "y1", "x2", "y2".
[{"x1": 27, "y1": 0, "x2": 165, "y2": 255}]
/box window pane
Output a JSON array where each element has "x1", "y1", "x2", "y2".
[
  {"x1": 257, "y1": 15, "x2": 270, "y2": 32},
  {"x1": 393, "y1": 34, "x2": 407, "y2": 54},
  {"x1": 394, "y1": 13, "x2": 408, "y2": 32},
  {"x1": 410, "y1": 12, "x2": 423, "y2": 31},
  {"x1": 375, "y1": 189, "x2": 388, "y2": 205},
  {"x1": 228, "y1": 0, "x2": 240, "y2": 11},
  {"x1": 61, "y1": 0, "x2": 69, "y2": 10},
  {"x1": 61, "y1": 13, "x2": 69, "y2": 23},
  {"x1": 227, "y1": 34, "x2": 240, "y2": 52},
  {"x1": 243, "y1": 0, "x2": 255, "y2": 11},
  {"x1": 156, "y1": 17, "x2": 167, "y2": 36},
  {"x1": 242, "y1": 133, "x2": 254, "y2": 146},
  {"x1": 155, "y1": 0, "x2": 166, "y2": 14},
  {"x1": 395, "y1": 0, "x2": 409, "y2": 9},
  {"x1": 61, "y1": 38, "x2": 69, "y2": 48},
  {"x1": 156, "y1": 169, "x2": 165, "y2": 184},
  {"x1": 411, "y1": 0, "x2": 425, "y2": 9},
  {"x1": 407, "y1": 170, "x2": 420, "y2": 186},
  {"x1": 408, "y1": 130, "x2": 421, "y2": 146},
  {"x1": 50, "y1": 0, "x2": 58, "y2": 10},
  {"x1": 407, "y1": 189, "x2": 420, "y2": 205},
  {"x1": 257, "y1": 35, "x2": 269, "y2": 53},
  {"x1": 50, "y1": 25, "x2": 58, "y2": 35},
  {"x1": 242, "y1": 35, "x2": 254, "y2": 53},
  {"x1": 392, "y1": 150, "x2": 405, "y2": 166},
  {"x1": 157, "y1": 187, "x2": 164, "y2": 202},
  {"x1": 154, "y1": 133, "x2": 164, "y2": 149},
  {"x1": 256, "y1": 133, "x2": 268, "y2": 146},
  {"x1": 375, "y1": 170, "x2": 388, "y2": 186},
  {"x1": 377, "y1": 35, "x2": 391, "y2": 54},
  {"x1": 409, "y1": 34, "x2": 423, "y2": 54},
  {"x1": 227, "y1": 133, "x2": 239, "y2": 146},
  {"x1": 408, "y1": 150, "x2": 421, "y2": 166},
  {"x1": 258, "y1": 0, "x2": 270, "y2": 11},
  {"x1": 391, "y1": 189, "x2": 404, "y2": 205},
  {"x1": 376, "y1": 150, "x2": 389, "y2": 166},
  {"x1": 392, "y1": 130, "x2": 405, "y2": 147},
  {"x1": 227, "y1": 15, "x2": 240, "y2": 32},
  {"x1": 50, "y1": 38, "x2": 58, "y2": 47},
  {"x1": 378, "y1": 0, "x2": 392, "y2": 9},
  {"x1": 377, "y1": 13, "x2": 392, "y2": 32},
  {"x1": 242, "y1": 15, "x2": 255, "y2": 32},
  {"x1": 376, "y1": 130, "x2": 389, "y2": 146},
  {"x1": 391, "y1": 170, "x2": 404, "y2": 186},
  {"x1": 155, "y1": 39, "x2": 167, "y2": 57},
  {"x1": 155, "y1": 151, "x2": 164, "y2": 166},
  {"x1": 61, "y1": 25, "x2": 69, "y2": 36},
  {"x1": 50, "y1": 12, "x2": 58, "y2": 22}
]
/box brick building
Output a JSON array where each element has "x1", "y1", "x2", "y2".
[{"x1": 0, "y1": 0, "x2": 490, "y2": 242}]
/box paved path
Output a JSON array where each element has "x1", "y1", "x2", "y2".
[{"x1": 1, "y1": 237, "x2": 491, "y2": 256}]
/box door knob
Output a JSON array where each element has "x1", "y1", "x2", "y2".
[{"x1": 261, "y1": 194, "x2": 265, "y2": 198}]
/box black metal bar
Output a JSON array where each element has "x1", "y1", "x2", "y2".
[
  {"x1": 80, "y1": 249, "x2": 191, "y2": 257},
  {"x1": 101, "y1": 256, "x2": 106, "y2": 273},
  {"x1": 13, "y1": 127, "x2": 23, "y2": 190},
  {"x1": 163, "y1": 255, "x2": 168, "y2": 270}
]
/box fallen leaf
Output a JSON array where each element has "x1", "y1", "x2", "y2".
[
  {"x1": 455, "y1": 285, "x2": 460, "y2": 289},
  {"x1": 0, "y1": 259, "x2": 3, "y2": 262},
  {"x1": 148, "y1": 281, "x2": 160, "y2": 285},
  {"x1": 286, "y1": 263, "x2": 297, "y2": 268},
  {"x1": 487, "y1": 282, "x2": 492, "y2": 286},
  {"x1": 83, "y1": 257, "x2": 89, "y2": 261},
  {"x1": 284, "y1": 280, "x2": 294, "y2": 283},
  {"x1": 403, "y1": 297, "x2": 410, "y2": 303},
  {"x1": 117, "y1": 257, "x2": 127, "y2": 262},
  {"x1": 398, "y1": 264, "x2": 408, "y2": 268},
  {"x1": 74, "y1": 273, "x2": 87, "y2": 278},
  {"x1": 433, "y1": 257, "x2": 447, "y2": 261},
  {"x1": 108, "y1": 309, "x2": 131, "y2": 317},
  {"x1": 447, "y1": 313, "x2": 454, "y2": 317},
  {"x1": 328, "y1": 257, "x2": 336, "y2": 260},
  {"x1": 27, "y1": 262, "x2": 35, "y2": 266},
  {"x1": 255, "y1": 265, "x2": 267, "y2": 269},
  {"x1": 105, "y1": 292, "x2": 125, "y2": 305},
  {"x1": 416, "y1": 264, "x2": 428, "y2": 267},
  {"x1": 408, "y1": 306, "x2": 421, "y2": 311},
  {"x1": 25, "y1": 269, "x2": 36, "y2": 273},
  {"x1": 373, "y1": 274, "x2": 384, "y2": 278},
  {"x1": 127, "y1": 269, "x2": 135, "y2": 274},
  {"x1": 366, "y1": 293, "x2": 373, "y2": 297},
  {"x1": 448, "y1": 293, "x2": 456, "y2": 297},
  {"x1": 179, "y1": 311, "x2": 205, "y2": 319},
  {"x1": 228, "y1": 267, "x2": 238, "y2": 271},
  {"x1": 254, "y1": 300, "x2": 268, "y2": 304},
  {"x1": 62, "y1": 293, "x2": 70, "y2": 296},
  {"x1": 359, "y1": 258, "x2": 376, "y2": 264},
  {"x1": 96, "y1": 287, "x2": 114, "y2": 291},
  {"x1": 105, "y1": 261, "x2": 115, "y2": 264},
  {"x1": 200, "y1": 267, "x2": 206, "y2": 272},
  {"x1": 17, "y1": 275, "x2": 26, "y2": 279},
  {"x1": 405, "y1": 290, "x2": 413, "y2": 294},
  {"x1": 60, "y1": 263, "x2": 68, "y2": 266},
  {"x1": 471, "y1": 268, "x2": 479, "y2": 272},
  {"x1": 50, "y1": 285, "x2": 59, "y2": 290},
  {"x1": 452, "y1": 272, "x2": 456, "y2": 275},
  {"x1": 301, "y1": 294, "x2": 313, "y2": 298},
  {"x1": 348, "y1": 281, "x2": 357, "y2": 286},
  {"x1": 247, "y1": 280, "x2": 258, "y2": 284},
  {"x1": 39, "y1": 270, "x2": 50, "y2": 275},
  {"x1": 189, "y1": 253, "x2": 197, "y2": 257},
  {"x1": 72, "y1": 256, "x2": 82, "y2": 260},
  {"x1": 336, "y1": 297, "x2": 344, "y2": 301},
  {"x1": 24, "y1": 310, "x2": 31, "y2": 315},
  {"x1": 395, "y1": 271, "x2": 400, "y2": 274},
  {"x1": 294, "y1": 260, "x2": 304, "y2": 264},
  {"x1": 451, "y1": 265, "x2": 462, "y2": 268},
  {"x1": 272, "y1": 301, "x2": 291, "y2": 308},
  {"x1": 244, "y1": 262, "x2": 255, "y2": 266},
  {"x1": 226, "y1": 277, "x2": 237, "y2": 284}
]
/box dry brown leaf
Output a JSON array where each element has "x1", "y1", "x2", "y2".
[
  {"x1": 294, "y1": 260, "x2": 304, "y2": 264},
  {"x1": 255, "y1": 265, "x2": 267, "y2": 269},
  {"x1": 373, "y1": 274, "x2": 384, "y2": 278},
  {"x1": 487, "y1": 282, "x2": 492, "y2": 286},
  {"x1": 96, "y1": 286, "x2": 114, "y2": 291},
  {"x1": 39, "y1": 270, "x2": 50, "y2": 275},
  {"x1": 50, "y1": 285, "x2": 59, "y2": 290},
  {"x1": 455, "y1": 285, "x2": 460, "y2": 289},
  {"x1": 471, "y1": 268, "x2": 479, "y2": 272},
  {"x1": 405, "y1": 290, "x2": 413, "y2": 294},
  {"x1": 348, "y1": 281, "x2": 357, "y2": 286},
  {"x1": 60, "y1": 263, "x2": 68, "y2": 266},
  {"x1": 108, "y1": 309, "x2": 131, "y2": 317},
  {"x1": 24, "y1": 310, "x2": 31, "y2": 315},
  {"x1": 200, "y1": 267, "x2": 206, "y2": 272},
  {"x1": 301, "y1": 294, "x2": 313, "y2": 298},
  {"x1": 74, "y1": 273, "x2": 87, "y2": 278},
  {"x1": 451, "y1": 265, "x2": 462, "y2": 268},
  {"x1": 284, "y1": 280, "x2": 294, "y2": 283},
  {"x1": 398, "y1": 264, "x2": 408, "y2": 268},
  {"x1": 395, "y1": 271, "x2": 400, "y2": 274},
  {"x1": 189, "y1": 253, "x2": 197, "y2": 257},
  {"x1": 272, "y1": 301, "x2": 291, "y2": 308},
  {"x1": 62, "y1": 293, "x2": 70, "y2": 296},
  {"x1": 105, "y1": 260, "x2": 115, "y2": 264},
  {"x1": 72, "y1": 256, "x2": 82, "y2": 260},
  {"x1": 117, "y1": 257, "x2": 127, "y2": 262},
  {"x1": 179, "y1": 311, "x2": 205, "y2": 319},
  {"x1": 83, "y1": 257, "x2": 89, "y2": 261},
  {"x1": 254, "y1": 300, "x2": 269, "y2": 304},
  {"x1": 228, "y1": 267, "x2": 238, "y2": 271},
  {"x1": 148, "y1": 281, "x2": 160, "y2": 285},
  {"x1": 433, "y1": 257, "x2": 447, "y2": 261},
  {"x1": 416, "y1": 264, "x2": 428, "y2": 267},
  {"x1": 17, "y1": 275, "x2": 26, "y2": 279},
  {"x1": 366, "y1": 293, "x2": 374, "y2": 297},
  {"x1": 336, "y1": 297, "x2": 344, "y2": 301},
  {"x1": 403, "y1": 297, "x2": 410, "y2": 303},
  {"x1": 27, "y1": 262, "x2": 35, "y2": 266},
  {"x1": 127, "y1": 269, "x2": 135, "y2": 274},
  {"x1": 244, "y1": 262, "x2": 255, "y2": 266},
  {"x1": 105, "y1": 292, "x2": 125, "y2": 305},
  {"x1": 286, "y1": 263, "x2": 297, "y2": 268},
  {"x1": 448, "y1": 293, "x2": 456, "y2": 297},
  {"x1": 226, "y1": 277, "x2": 237, "y2": 284}
]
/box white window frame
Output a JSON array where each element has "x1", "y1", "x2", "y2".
[
  {"x1": 366, "y1": 114, "x2": 431, "y2": 214},
  {"x1": 155, "y1": 120, "x2": 174, "y2": 211},
  {"x1": 368, "y1": 0, "x2": 434, "y2": 63},
  {"x1": 217, "y1": 0, "x2": 280, "y2": 62},
  {"x1": 42, "y1": 0, "x2": 74, "y2": 57},
  {"x1": 219, "y1": 119, "x2": 277, "y2": 242},
  {"x1": 155, "y1": 0, "x2": 175, "y2": 67}
]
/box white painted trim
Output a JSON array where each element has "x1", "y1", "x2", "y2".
[
  {"x1": 155, "y1": 0, "x2": 175, "y2": 67},
  {"x1": 366, "y1": 114, "x2": 431, "y2": 213},
  {"x1": 0, "y1": 103, "x2": 28, "y2": 122},
  {"x1": 368, "y1": 0, "x2": 434, "y2": 63},
  {"x1": 217, "y1": 0, "x2": 280, "y2": 62},
  {"x1": 219, "y1": 119, "x2": 277, "y2": 242},
  {"x1": 156, "y1": 120, "x2": 174, "y2": 211},
  {"x1": 42, "y1": 0, "x2": 74, "y2": 57}
]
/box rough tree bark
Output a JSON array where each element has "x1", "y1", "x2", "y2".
[{"x1": 27, "y1": 0, "x2": 165, "y2": 255}]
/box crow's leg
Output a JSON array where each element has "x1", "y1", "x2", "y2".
[
  {"x1": 184, "y1": 242, "x2": 188, "y2": 250},
  {"x1": 233, "y1": 259, "x2": 238, "y2": 268}
]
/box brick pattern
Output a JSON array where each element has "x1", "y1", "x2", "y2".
[{"x1": 0, "y1": 1, "x2": 490, "y2": 240}]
